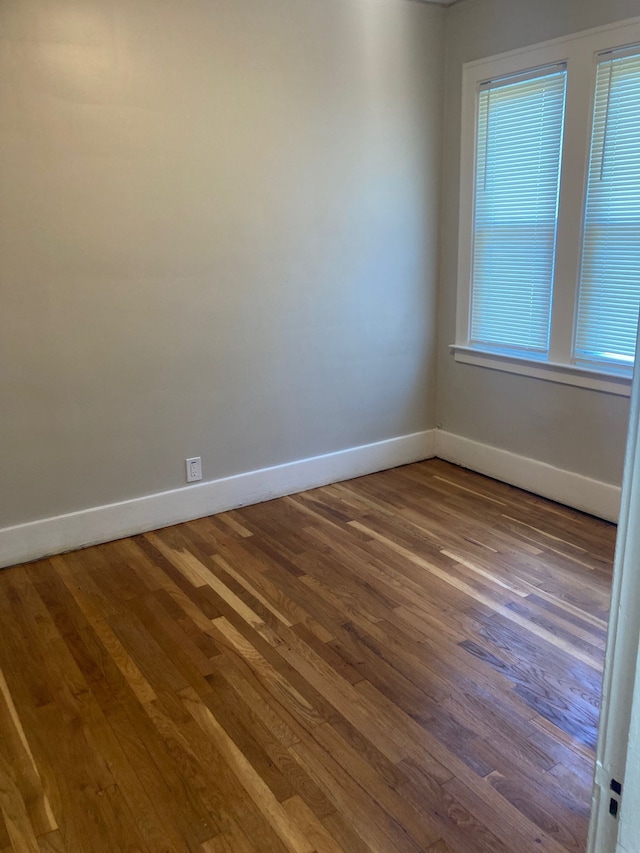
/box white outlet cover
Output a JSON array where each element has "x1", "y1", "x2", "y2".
[{"x1": 186, "y1": 457, "x2": 202, "y2": 483}]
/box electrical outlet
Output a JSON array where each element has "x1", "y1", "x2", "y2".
[{"x1": 186, "y1": 457, "x2": 202, "y2": 483}]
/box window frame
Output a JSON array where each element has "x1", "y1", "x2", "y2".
[{"x1": 453, "y1": 16, "x2": 640, "y2": 399}]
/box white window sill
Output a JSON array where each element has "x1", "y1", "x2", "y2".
[{"x1": 451, "y1": 345, "x2": 632, "y2": 397}]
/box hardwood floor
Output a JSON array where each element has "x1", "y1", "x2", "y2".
[{"x1": 0, "y1": 460, "x2": 615, "y2": 853}]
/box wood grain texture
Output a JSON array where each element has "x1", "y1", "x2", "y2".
[{"x1": 0, "y1": 460, "x2": 614, "y2": 851}]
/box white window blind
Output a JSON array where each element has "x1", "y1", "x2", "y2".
[
  {"x1": 575, "y1": 49, "x2": 640, "y2": 368},
  {"x1": 470, "y1": 66, "x2": 567, "y2": 353}
]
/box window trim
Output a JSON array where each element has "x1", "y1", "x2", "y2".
[
  {"x1": 455, "y1": 16, "x2": 640, "y2": 395},
  {"x1": 451, "y1": 345, "x2": 632, "y2": 396}
]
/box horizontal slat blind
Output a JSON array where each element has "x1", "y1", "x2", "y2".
[
  {"x1": 575, "y1": 50, "x2": 640, "y2": 368},
  {"x1": 471, "y1": 67, "x2": 567, "y2": 352}
]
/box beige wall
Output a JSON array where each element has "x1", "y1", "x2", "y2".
[
  {"x1": 0, "y1": 0, "x2": 443, "y2": 527},
  {"x1": 5, "y1": 0, "x2": 637, "y2": 533},
  {"x1": 437, "y1": 0, "x2": 640, "y2": 486}
]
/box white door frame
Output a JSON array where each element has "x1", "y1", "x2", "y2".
[{"x1": 588, "y1": 351, "x2": 640, "y2": 852}]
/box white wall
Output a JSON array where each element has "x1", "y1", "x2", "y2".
[
  {"x1": 0, "y1": 0, "x2": 443, "y2": 530},
  {"x1": 437, "y1": 0, "x2": 640, "y2": 487}
]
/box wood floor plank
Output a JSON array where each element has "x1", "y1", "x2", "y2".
[
  {"x1": 291, "y1": 737, "x2": 426, "y2": 853},
  {"x1": 0, "y1": 460, "x2": 614, "y2": 852},
  {"x1": 0, "y1": 668, "x2": 57, "y2": 838},
  {"x1": 180, "y1": 687, "x2": 314, "y2": 853}
]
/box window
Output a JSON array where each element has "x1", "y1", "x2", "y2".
[
  {"x1": 455, "y1": 19, "x2": 640, "y2": 396},
  {"x1": 576, "y1": 51, "x2": 640, "y2": 369},
  {"x1": 471, "y1": 67, "x2": 566, "y2": 353}
]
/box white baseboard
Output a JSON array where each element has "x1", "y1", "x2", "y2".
[
  {"x1": 1, "y1": 427, "x2": 620, "y2": 570},
  {"x1": 435, "y1": 430, "x2": 621, "y2": 523},
  {"x1": 0, "y1": 430, "x2": 437, "y2": 569}
]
